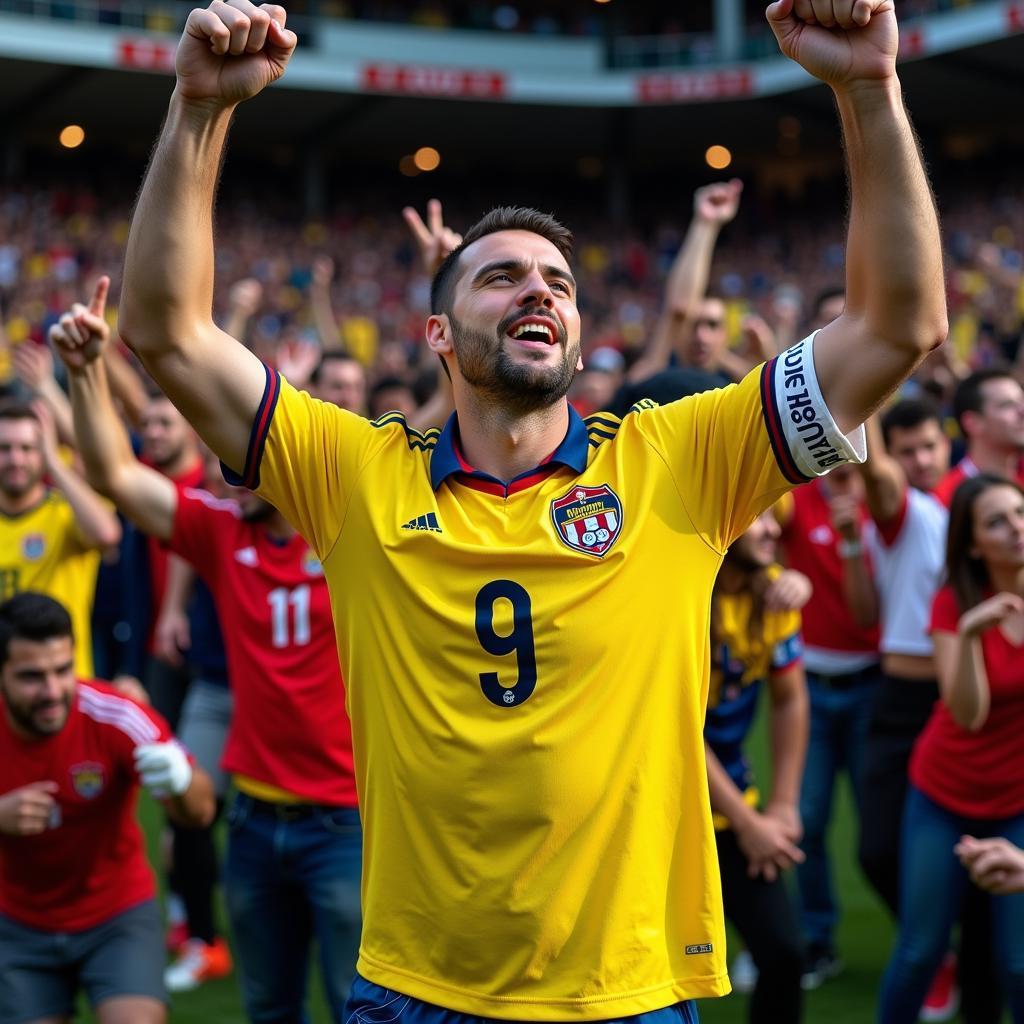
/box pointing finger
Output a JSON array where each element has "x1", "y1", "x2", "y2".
[{"x1": 89, "y1": 275, "x2": 110, "y2": 318}]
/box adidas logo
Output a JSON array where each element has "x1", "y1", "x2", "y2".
[{"x1": 401, "y1": 513, "x2": 442, "y2": 534}]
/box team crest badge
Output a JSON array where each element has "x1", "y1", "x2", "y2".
[
  {"x1": 550, "y1": 484, "x2": 623, "y2": 558},
  {"x1": 302, "y1": 550, "x2": 323, "y2": 577},
  {"x1": 21, "y1": 534, "x2": 45, "y2": 561},
  {"x1": 70, "y1": 762, "x2": 105, "y2": 799}
]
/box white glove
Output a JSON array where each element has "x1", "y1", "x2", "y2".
[{"x1": 133, "y1": 742, "x2": 193, "y2": 799}]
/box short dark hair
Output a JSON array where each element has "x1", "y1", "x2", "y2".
[
  {"x1": 310, "y1": 351, "x2": 363, "y2": 386},
  {"x1": 430, "y1": 206, "x2": 574, "y2": 316},
  {"x1": 0, "y1": 399, "x2": 39, "y2": 425},
  {"x1": 880, "y1": 398, "x2": 943, "y2": 448},
  {"x1": 0, "y1": 593, "x2": 74, "y2": 668},
  {"x1": 953, "y1": 368, "x2": 1016, "y2": 436},
  {"x1": 813, "y1": 286, "x2": 846, "y2": 321}
]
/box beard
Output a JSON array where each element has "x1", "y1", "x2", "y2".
[
  {"x1": 0, "y1": 466, "x2": 42, "y2": 501},
  {"x1": 1, "y1": 685, "x2": 70, "y2": 737},
  {"x1": 450, "y1": 309, "x2": 578, "y2": 416}
]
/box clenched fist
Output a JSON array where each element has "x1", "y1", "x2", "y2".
[
  {"x1": 176, "y1": 0, "x2": 298, "y2": 108},
  {"x1": 0, "y1": 781, "x2": 60, "y2": 836}
]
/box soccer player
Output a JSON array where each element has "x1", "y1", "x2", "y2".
[
  {"x1": 705, "y1": 510, "x2": 809, "y2": 1023},
  {"x1": 0, "y1": 591, "x2": 213, "y2": 1024},
  {"x1": 78, "y1": 0, "x2": 945, "y2": 1019},
  {"x1": 53, "y1": 293, "x2": 362, "y2": 1023},
  {"x1": 0, "y1": 398, "x2": 121, "y2": 678}
]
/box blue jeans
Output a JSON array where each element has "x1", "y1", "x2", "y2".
[
  {"x1": 224, "y1": 793, "x2": 362, "y2": 1024},
  {"x1": 797, "y1": 668, "x2": 880, "y2": 948},
  {"x1": 878, "y1": 785, "x2": 1024, "y2": 1023},
  {"x1": 344, "y1": 973, "x2": 699, "y2": 1023}
]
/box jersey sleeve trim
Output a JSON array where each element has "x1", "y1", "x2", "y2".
[
  {"x1": 222, "y1": 362, "x2": 281, "y2": 490},
  {"x1": 762, "y1": 332, "x2": 867, "y2": 482}
]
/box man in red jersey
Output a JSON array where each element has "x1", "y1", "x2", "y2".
[
  {"x1": 53, "y1": 293, "x2": 361, "y2": 1024},
  {"x1": 0, "y1": 591, "x2": 213, "y2": 1024},
  {"x1": 933, "y1": 369, "x2": 1024, "y2": 507},
  {"x1": 777, "y1": 461, "x2": 881, "y2": 988}
]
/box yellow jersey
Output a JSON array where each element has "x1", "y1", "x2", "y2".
[
  {"x1": 706, "y1": 568, "x2": 803, "y2": 830},
  {"x1": 0, "y1": 490, "x2": 101, "y2": 677},
  {"x1": 237, "y1": 333, "x2": 862, "y2": 1019}
]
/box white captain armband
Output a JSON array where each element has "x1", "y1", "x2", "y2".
[{"x1": 759, "y1": 331, "x2": 867, "y2": 484}]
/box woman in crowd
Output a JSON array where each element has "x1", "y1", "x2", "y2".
[{"x1": 879, "y1": 474, "x2": 1024, "y2": 1022}]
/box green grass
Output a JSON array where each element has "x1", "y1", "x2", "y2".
[{"x1": 83, "y1": 704, "x2": 987, "y2": 1022}]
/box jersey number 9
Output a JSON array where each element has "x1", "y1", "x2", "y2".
[{"x1": 475, "y1": 580, "x2": 537, "y2": 708}]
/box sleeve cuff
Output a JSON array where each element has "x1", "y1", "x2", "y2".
[
  {"x1": 222, "y1": 362, "x2": 281, "y2": 490},
  {"x1": 760, "y1": 330, "x2": 867, "y2": 484}
]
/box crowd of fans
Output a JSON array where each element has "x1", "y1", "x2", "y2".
[{"x1": 0, "y1": 157, "x2": 1023, "y2": 1023}]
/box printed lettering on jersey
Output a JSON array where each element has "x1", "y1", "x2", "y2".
[
  {"x1": 550, "y1": 484, "x2": 623, "y2": 558},
  {"x1": 21, "y1": 534, "x2": 45, "y2": 561},
  {"x1": 303, "y1": 550, "x2": 324, "y2": 577},
  {"x1": 70, "y1": 761, "x2": 105, "y2": 799}
]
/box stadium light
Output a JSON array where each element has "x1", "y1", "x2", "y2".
[
  {"x1": 59, "y1": 125, "x2": 85, "y2": 149},
  {"x1": 413, "y1": 147, "x2": 442, "y2": 172},
  {"x1": 705, "y1": 145, "x2": 732, "y2": 170}
]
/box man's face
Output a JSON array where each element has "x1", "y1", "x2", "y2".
[
  {"x1": 441, "y1": 230, "x2": 583, "y2": 414},
  {"x1": 370, "y1": 385, "x2": 418, "y2": 421},
  {"x1": 315, "y1": 360, "x2": 367, "y2": 414},
  {"x1": 822, "y1": 462, "x2": 864, "y2": 500},
  {"x1": 0, "y1": 418, "x2": 44, "y2": 500},
  {"x1": 1, "y1": 636, "x2": 75, "y2": 737},
  {"x1": 815, "y1": 293, "x2": 846, "y2": 329},
  {"x1": 887, "y1": 419, "x2": 951, "y2": 493},
  {"x1": 728, "y1": 510, "x2": 781, "y2": 571},
  {"x1": 683, "y1": 298, "x2": 727, "y2": 371},
  {"x1": 141, "y1": 398, "x2": 193, "y2": 471},
  {"x1": 968, "y1": 378, "x2": 1024, "y2": 453}
]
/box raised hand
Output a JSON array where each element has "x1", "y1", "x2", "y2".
[
  {"x1": 48, "y1": 276, "x2": 110, "y2": 371},
  {"x1": 828, "y1": 492, "x2": 861, "y2": 542},
  {"x1": 694, "y1": 179, "x2": 742, "y2": 226},
  {"x1": 958, "y1": 592, "x2": 1024, "y2": 639},
  {"x1": 228, "y1": 277, "x2": 264, "y2": 317},
  {"x1": 176, "y1": 1, "x2": 297, "y2": 108},
  {"x1": 403, "y1": 199, "x2": 463, "y2": 276},
  {"x1": 766, "y1": 0, "x2": 897, "y2": 88},
  {"x1": 311, "y1": 256, "x2": 334, "y2": 290},
  {"x1": 12, "y1": 341, "x2": 56, "y2": 394},
  {"x1": 764, "y1": 568, "x2": 813, "y2": 612}
]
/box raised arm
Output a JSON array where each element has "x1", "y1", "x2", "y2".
[
  {"x1": 627, "y1": 180, "x2": 741, "y2": 384},
  {"x1": 933, "y1": 593, "x2": 1024, "y2": 731},
  {"x1": 767, "y1": 0, "x2": 947, "y2": 433},
  {"x1": 112, "y1": 1, "x2": 298, "y2": 475},
  {"x1": 856, "y1": 412, "x2": 906, "y2": 525},
  {"x1": 50, "y1": 281, "x2": 178, "y2": 542}
]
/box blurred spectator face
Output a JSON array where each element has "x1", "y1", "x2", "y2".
[
  {"x1": 315, "y1": 358, "x2": 367, "y2": 414},
  {"x1": 141, "y1": 397, "x2": 194, "y2": 471},
  {"x1": 966, "y1": 378, "x2": 1024, "y2": 453},
  {"x1": 570, "y1": 369, "x2": 617, "y2": 415},
  {"x1": 815, "y1": 292, "x2": 846, "y2": 329},
  {"x1": 443, "y1": 231, "x2": 582, "y2": 410},
  {"x1": 369, "y1": 382, "x2": 417, "y2": 420},
  {"x1": 727, "y1": 510, "x2": 781, "y2": 571},
  {"x1": 887, "y1": 418, "x2": 950, "y2": 493},
  {"x1": 684, "y1": 298, "x2": 727, "y2": 371},
  {"x1": 823, "y1": 462, "x2": 864, "y2": 500},
  {"x1": 0, "y1": 417, "x2": 44, "y2": 500},
  {"x1": 969, "y1": 482, "x2": 1024, "y2": 573}
]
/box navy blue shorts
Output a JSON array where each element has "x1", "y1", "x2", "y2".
[{"x1": 344, "y1": 974, "x2": 700, "y2": 1024}]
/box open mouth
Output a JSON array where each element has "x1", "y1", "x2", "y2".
[{"x1": 507, "y1": 316, "x2": 559, "y2": 348}]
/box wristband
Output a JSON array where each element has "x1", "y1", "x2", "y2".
[{"x1": 837, "y1": 539, "x2": 862, "y2": 558}]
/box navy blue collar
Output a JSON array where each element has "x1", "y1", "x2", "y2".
[{"x1": 429, "y1": 406, "x2": 590, "y2": 491}]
